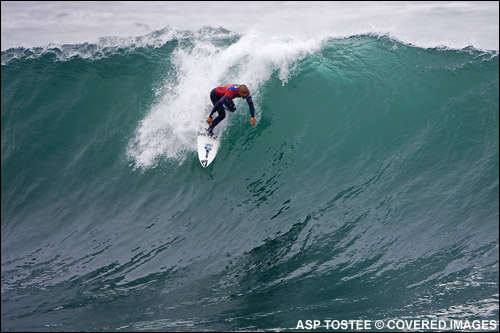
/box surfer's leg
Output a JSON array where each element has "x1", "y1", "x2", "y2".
[
  {"x1": 209, "y1": 106, "x2": 226, "y2": 131},
  {"x1": 208, "y1": 89, "x2": 226, "y2": 133},
  {"x1": 210, "y1": 89, "x2": 219, "y2": 104}
]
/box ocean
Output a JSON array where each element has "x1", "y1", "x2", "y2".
[{"x1": 1, "y1": 2, "x2": 499, "y2": 332}]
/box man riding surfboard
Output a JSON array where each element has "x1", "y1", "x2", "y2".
[{"x1": 206, "y1": 84, "x2": 257, "y2": 135}]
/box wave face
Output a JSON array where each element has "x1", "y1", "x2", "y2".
[{"x1": 2, "y1": 28, "x2": 499, "y2": 331}]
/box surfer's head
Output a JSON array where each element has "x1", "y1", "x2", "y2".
[{"x1": 238, "y1": 85, "x2": 250, "y2": 98}]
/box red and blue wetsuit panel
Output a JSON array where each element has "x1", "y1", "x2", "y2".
[{"x1": 212, "y1": 84, "x2": 254, "y2": 117}]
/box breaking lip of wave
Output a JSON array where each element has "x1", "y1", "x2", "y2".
[
  {"x1": 0, "y1": 27, "x2": 236, "y2": 65},
  {"x1": 2, "y1": 26, "x2": 498, "y2": 66}
]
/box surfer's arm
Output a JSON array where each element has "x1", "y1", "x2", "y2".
[
  {"x1": 247, "y1": 101, "x2": 255, "y2": 118},
  {"x1": 247, "y1": 97, "x2": 256, "y2": 126},
  {"x1": 245, "y1": 96, "x2": 255, "y2": 117}
]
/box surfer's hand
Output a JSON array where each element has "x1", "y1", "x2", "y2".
[
  {"x1": 250, "y1": 117, "x2": 257, "y2": 127},
  {"x1": 207, "y1": 117, "x2": 213, "y2": 125}
]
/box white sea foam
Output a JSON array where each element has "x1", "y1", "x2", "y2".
[{"x1": 127, "y1": 30, "x2": 323, "y2": 168}]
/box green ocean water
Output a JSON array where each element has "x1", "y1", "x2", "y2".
[{"x1": 1, "y1": 29, "x2": 499, "y2": 331}]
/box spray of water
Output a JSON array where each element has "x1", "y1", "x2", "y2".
[{"x1": 127, "y1": 30, "x2": 323, "y2": 168}]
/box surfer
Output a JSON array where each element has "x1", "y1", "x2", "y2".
[{"x1": 206, "y1": 84, "x2": 257, "y2": 135}]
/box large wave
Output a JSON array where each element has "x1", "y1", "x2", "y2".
[{"x1": 1, "y1": 27, "x2": 498, "y2": 331}]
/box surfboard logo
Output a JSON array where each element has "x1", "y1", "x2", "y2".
[
  {"x1": 205, "y1": 144, "x2": 213, "y2": 158},
  {"x1": 201, "y1": 160, "x2": 208, "y2": 167}
]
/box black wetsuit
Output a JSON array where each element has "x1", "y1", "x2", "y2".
[{"x1": 208, "y1": 84, "x2": 255, "y2": 133}]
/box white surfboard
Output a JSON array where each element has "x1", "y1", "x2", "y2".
[{"x1": 197, "y1": 132, "x2": 220, "y2": 168}]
